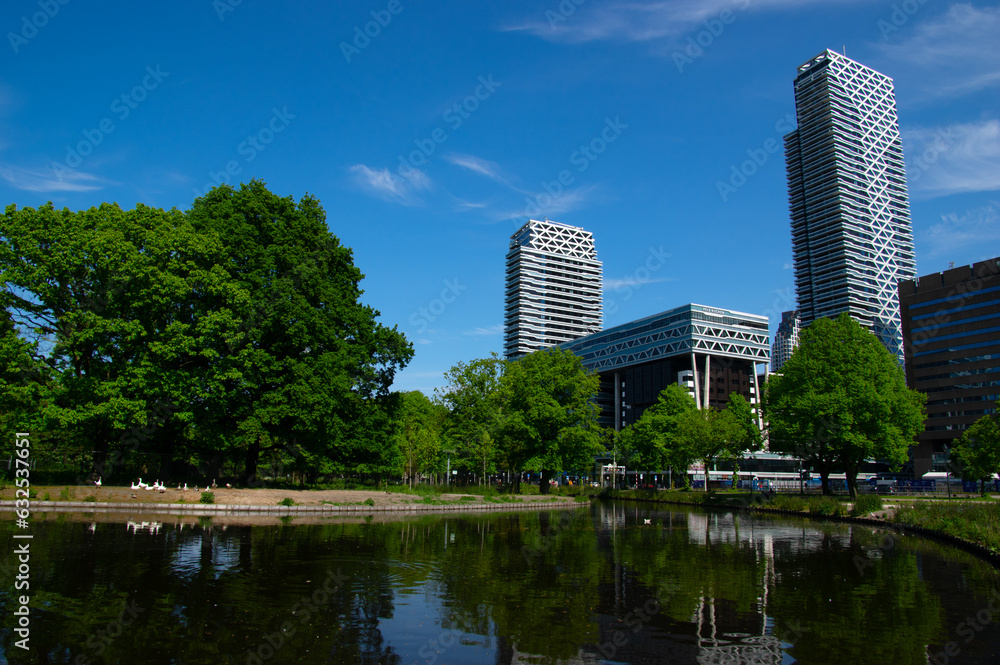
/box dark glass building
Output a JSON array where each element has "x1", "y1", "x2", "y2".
[{"x1": 899, "y1": 257, "x2": 1000, "y2": 476}]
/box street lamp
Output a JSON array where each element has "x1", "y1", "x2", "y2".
[
  {"x1": 943, "y1": 444, "x2": 951, "y2": 500},
  {"x1": 443, "y1": 448, "x2": 456, "y2": 488}
]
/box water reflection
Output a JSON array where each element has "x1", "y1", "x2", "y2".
[{"x1": 2, "y1": 504, "x2": 999, "y2": 664}]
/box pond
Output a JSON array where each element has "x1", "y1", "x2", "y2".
[{"x1": 2, "y1": 501, "x2": 999, "y2": 664}]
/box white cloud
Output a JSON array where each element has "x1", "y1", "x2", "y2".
[
  {"x1": 918, "y1": 202, "x2": 1000, "y2": 259},
  {"x1": 445, "y1": 153, "x2": 507, "y2": 183},
  {"x1": 604, "y1": 276, "x2": 675, "y2": 291},
  {"x1": 878, "y1": 3, "x2": 1000, "y2": 99},
  {"x1": 506, "y1": 0, "x2": 860, "y2": 46},
  {"x1": 904, "y1": 119, "x2": 1000, "y2": 198},
  {"x1": 0, "y1": 164, "x2": 107, "y2": 192},
  {"x1": 462, "y1": 324, "x2": 503, "y2": 336},
  {"x1": 348, "y1": 164, "x2": 431, "y2": 206}
]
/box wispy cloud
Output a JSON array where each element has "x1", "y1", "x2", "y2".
[
  {"x1": 505, "y1": 0, "x2": 859, "y2": 46},
  {"x1": 462, "y1": 324, "x2": 503, "y2": 336},
  {"x1": 0, "y1": 164, "x2": 107, "y2": 192},
  {"x1": 904, "y1": 119, "x2": 1000, "y2": 199},
  {"x1": 501, "y1": 183, "x2": 603, "y2": 223},
  {"x1": 445, "y1": 153, "x2": 509, "y2": 184},
  {"x1": 605, "y1": 276, "x2": 676, "y2": 290},
  {"x1": 878, "y1": 3, "x2": 1000, "y2": 99},
  {"x1": 918, "y1": 202, "x2": 1000, "y2": 259},
  {"x1": 348, "y1": 164, "x2": 431, "y2": 206}
]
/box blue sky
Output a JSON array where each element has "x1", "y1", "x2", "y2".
[{"x1": 2, "y1": 0, "x2": 998, "y2": 395}]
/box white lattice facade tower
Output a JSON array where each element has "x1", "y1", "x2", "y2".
[
  {"x1": 771, "y1": 310, "x2": 800, "y2": 373},
  {"x1": 504, "y1": 219, "x2": 602, "y2": 359},
  {"x1": 785, "y1": 50, "x2": 916, "y2": 360}
]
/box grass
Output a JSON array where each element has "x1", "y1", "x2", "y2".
[{"x1": 894, "y1": 501, "x2": 1000, "y2": 554}]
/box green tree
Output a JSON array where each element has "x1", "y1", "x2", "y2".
[
  {"x1": 495, "y1": 347, "x2": 603, "y2": 494},
  {"x1": 394, "y1": 391, "x2": 447, "y2": 485},
  {"x1": 619, "y1": 384, "x2": 698, "y2": 487},
  {"x1": 763, "y1": 313, "x2": 925, "y2": 497},
  {"x1": 677, "y1": 405, "x2": 742, "y2": 491},
  {"x1": 436, "y1": 354, "x2": 505, "y2": 484},
  {"x1": 951, "y1": 405, "x2": 1000, "y2": 495}
]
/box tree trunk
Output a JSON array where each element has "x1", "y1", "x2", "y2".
[
  {"x1": 242, "y1": 437, "x2": 260, "y2": 484},
  {"x1": 704, "y1": 461, "x2": 711, "y2": 493},
  {"x1": 820, "y1": 470, "x2": 832, "y2": 495},
  {"x1": 539, "y1": 469, "x2": 552, "y2": 495},
  {"x1": 846, "y1": 471, "x2": 858, "y2": 499}
]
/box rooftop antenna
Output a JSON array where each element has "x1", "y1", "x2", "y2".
[{"x1": 842, "y1": 45, "x2": 846, "y2": 56}]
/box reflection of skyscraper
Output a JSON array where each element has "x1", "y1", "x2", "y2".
[
  {"x1": 785, "y1": 50, "x2": 916, "y2": 360},
  {"x1": 771, "y1": 310, "x2": 800, "y2": 372},
  {"x1": 504, "y1": 219, "x2": 602, "y2": 359}
]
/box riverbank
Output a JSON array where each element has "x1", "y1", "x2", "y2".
[
  {"x1": 0, "y1": 484, "x2": 579, "y2": 511},
  {"x1": 573, "y1": 488, "x2": 1000, "y2": 559}
]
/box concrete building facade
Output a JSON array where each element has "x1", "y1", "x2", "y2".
[{"x1": 771, "y1": 310, "x2": 800, "y2": 373}]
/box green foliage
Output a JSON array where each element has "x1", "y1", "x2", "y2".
[
  {"x1": 58, "y1": 487, "x2": 73, "y2": 501},
  {"x1": 895, "y1": 501, "x2": 1000, "y2": 553},
  {"x1": 619, "y1": 384, "x2": 698, "y2": 482},
  {"x1": 278, "y1": 497, "x2": 296, "y2": 506},
  {"x1": 393, "y1": 391, "x2": 448, "y2": 484},
  {"x1": 437, "y1": 354, "x2": 505, "y2": 480},
  {"x1": 951, "y1": 404, "x2": 1000, "y2": 494},
  {"x1": 495, "y1": 348, "x2": 604, "y2": 493},
  {"x1": 0, "y1": 181, "x2": 412, "y2": 483},
  {"x1": 763, "y1": 313, "x2": 925, "y2": 497},
  {"x1": 200, "y1": 491, "x2": 215, "y2": 504},
  {"x1": 363, "y1": 497, "x2": 375, "y2": 506},
  {"x1": 851, "y1": 493, "x2": 884, "y2": 517},
  {"x1": 83, "y1": 495, "x2": 97, "y2": 503}
]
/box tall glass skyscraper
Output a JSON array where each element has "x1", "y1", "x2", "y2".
[
  {"x1": 785, "y1": 50, "x2": 916, "y2": 360},
  {"x1": 504, "y1": 219, "x2": 602, "y2": 359}
]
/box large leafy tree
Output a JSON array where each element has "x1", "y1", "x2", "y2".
[
  {"x1": 495, "y1": 347, "x2": 603, "y2": 494},
  {"x1": 763, "y1": 313, "x2": 925, "y2": 497},
  {"x1": 0, "y1": 181, "x2": 412, "y2": 482},
  {"x1": 619, "y1": 384, "x2": 698, "y2": 487},
  {"x1": 951, "y1": 404, "x2": 1000, "y2": 495},
  {"x1": 435, "y1": 354, "x2": 505, "y2": 483}
]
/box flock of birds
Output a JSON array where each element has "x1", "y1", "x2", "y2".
[{"x1": 113, "y1": 478, "x2": 234, "y2": 498}]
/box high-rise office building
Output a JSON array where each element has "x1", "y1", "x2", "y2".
[
  {"x1": 771, "y1": 310, "x2": 800, "y2": 373},
  {"x1": 785, "y1": 50, "x2": 916, "y2": 360},
  {"x1": 899, "y1": 258, "x2": 1000, "y2": 476},
  {"x1": 504, "y1": 219, "x2": 602, "y2": 359}
]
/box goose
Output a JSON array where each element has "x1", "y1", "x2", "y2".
[
  {"x1": 145, "y1": 480, "x2": 157, "y2": 491},
  {"x1": 183, "y1": 483, "x2": 189, "y2": 491},
  {"x1": 95, "y1": 477, "x2": 102, "y2": 487},
  {"x1": 211, "y1": 479, "x2": 217, "y2": 489},
  {"x1": 131, "y1": 480, "x2": 142, "y2": 490},
  {"x1": 643, "y1": 519, "x2": 652, "y2": 525},
  {"x1": 225, "y1": 483, "x2": 232, "y2": 489},
  {"x1": 177, "y1": 484, "x2": 181, "y2": 490}
]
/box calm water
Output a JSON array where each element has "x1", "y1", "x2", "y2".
[{"x1": 2, "y1": 502, "x2": 1000, "y2": 664}]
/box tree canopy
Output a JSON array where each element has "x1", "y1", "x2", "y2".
[
  {"x1": 0, "y1": 181, "x2": 412, "y2": 483},
  {"x1": 763, "y1": 313, "x2": 925, "y2": 497},
  {"x1": 951, "y1": 404, "x2": 1000, "y2": 495}
]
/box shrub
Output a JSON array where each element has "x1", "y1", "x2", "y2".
[
  {"x1": 851, "y1": 493, "x2": 884, "y2": 517},
  {"x1": 83, "y1": 495, "x2": 97, "y2": 502},
  {"x1": 200, "y1": 491, "x2": 215, "y2": 504},
  {"x1": 58, "y1": 487, "x2": 74, "y2": 501},
  {"x1": 364, "y1": 497, "x2": 375, "y2": 506},
  {"x1": 278, "y1": 497, "x2": 296, "y2": 507},
  {"x1": 43, "y1": 492, "x2": 51, "y2": 501}
]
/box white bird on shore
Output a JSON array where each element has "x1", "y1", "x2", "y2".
[
  {"x1": 226, "y1": 483, "x2": 232, "y2": 489},
  {"x1": 643, "y1": 519, "x2": 652, "y2": 525},
  {"x1": 133, "y1": 478, "x2": 145, "y2": 489},
  {"x1": 95, "y1": 477, "x2": 102, "y2": 487},
  {"x1": 211, "y1": 479, "x2": 217, "y2": 489},
  {"x1": 183, "y1": 483, "x2": 189, "y2": 491}
]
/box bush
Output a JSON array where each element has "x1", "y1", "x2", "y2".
[
  {"x1": 851, "y1": 493, "x2": 884, "y2": 517},
  {"x1": 83, "y1": 495, "x2": 97, "y2": 502},
  {"x1": 200, "y1": 491, "x2": 215, "y2": 504},
  {"x1": 364, "y1": 497, "x2": 375, "y2": 506},
  {"x1": 278, "y1": 497, "x2": 296, "y2": 507},
  {"x1": 58, "y1": 487, "x2": 74, "y2": 501}
]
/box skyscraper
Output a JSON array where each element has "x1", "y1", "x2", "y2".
[
  {"x1": 785, "y1": 50, "x2": 916, "y2": 360},
  {"x1": 504, "y1": 219, "x2": 602, "y2": 359},
  {"x1": 771, "y1": 310, "x2": 800, "y2": 373}
]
